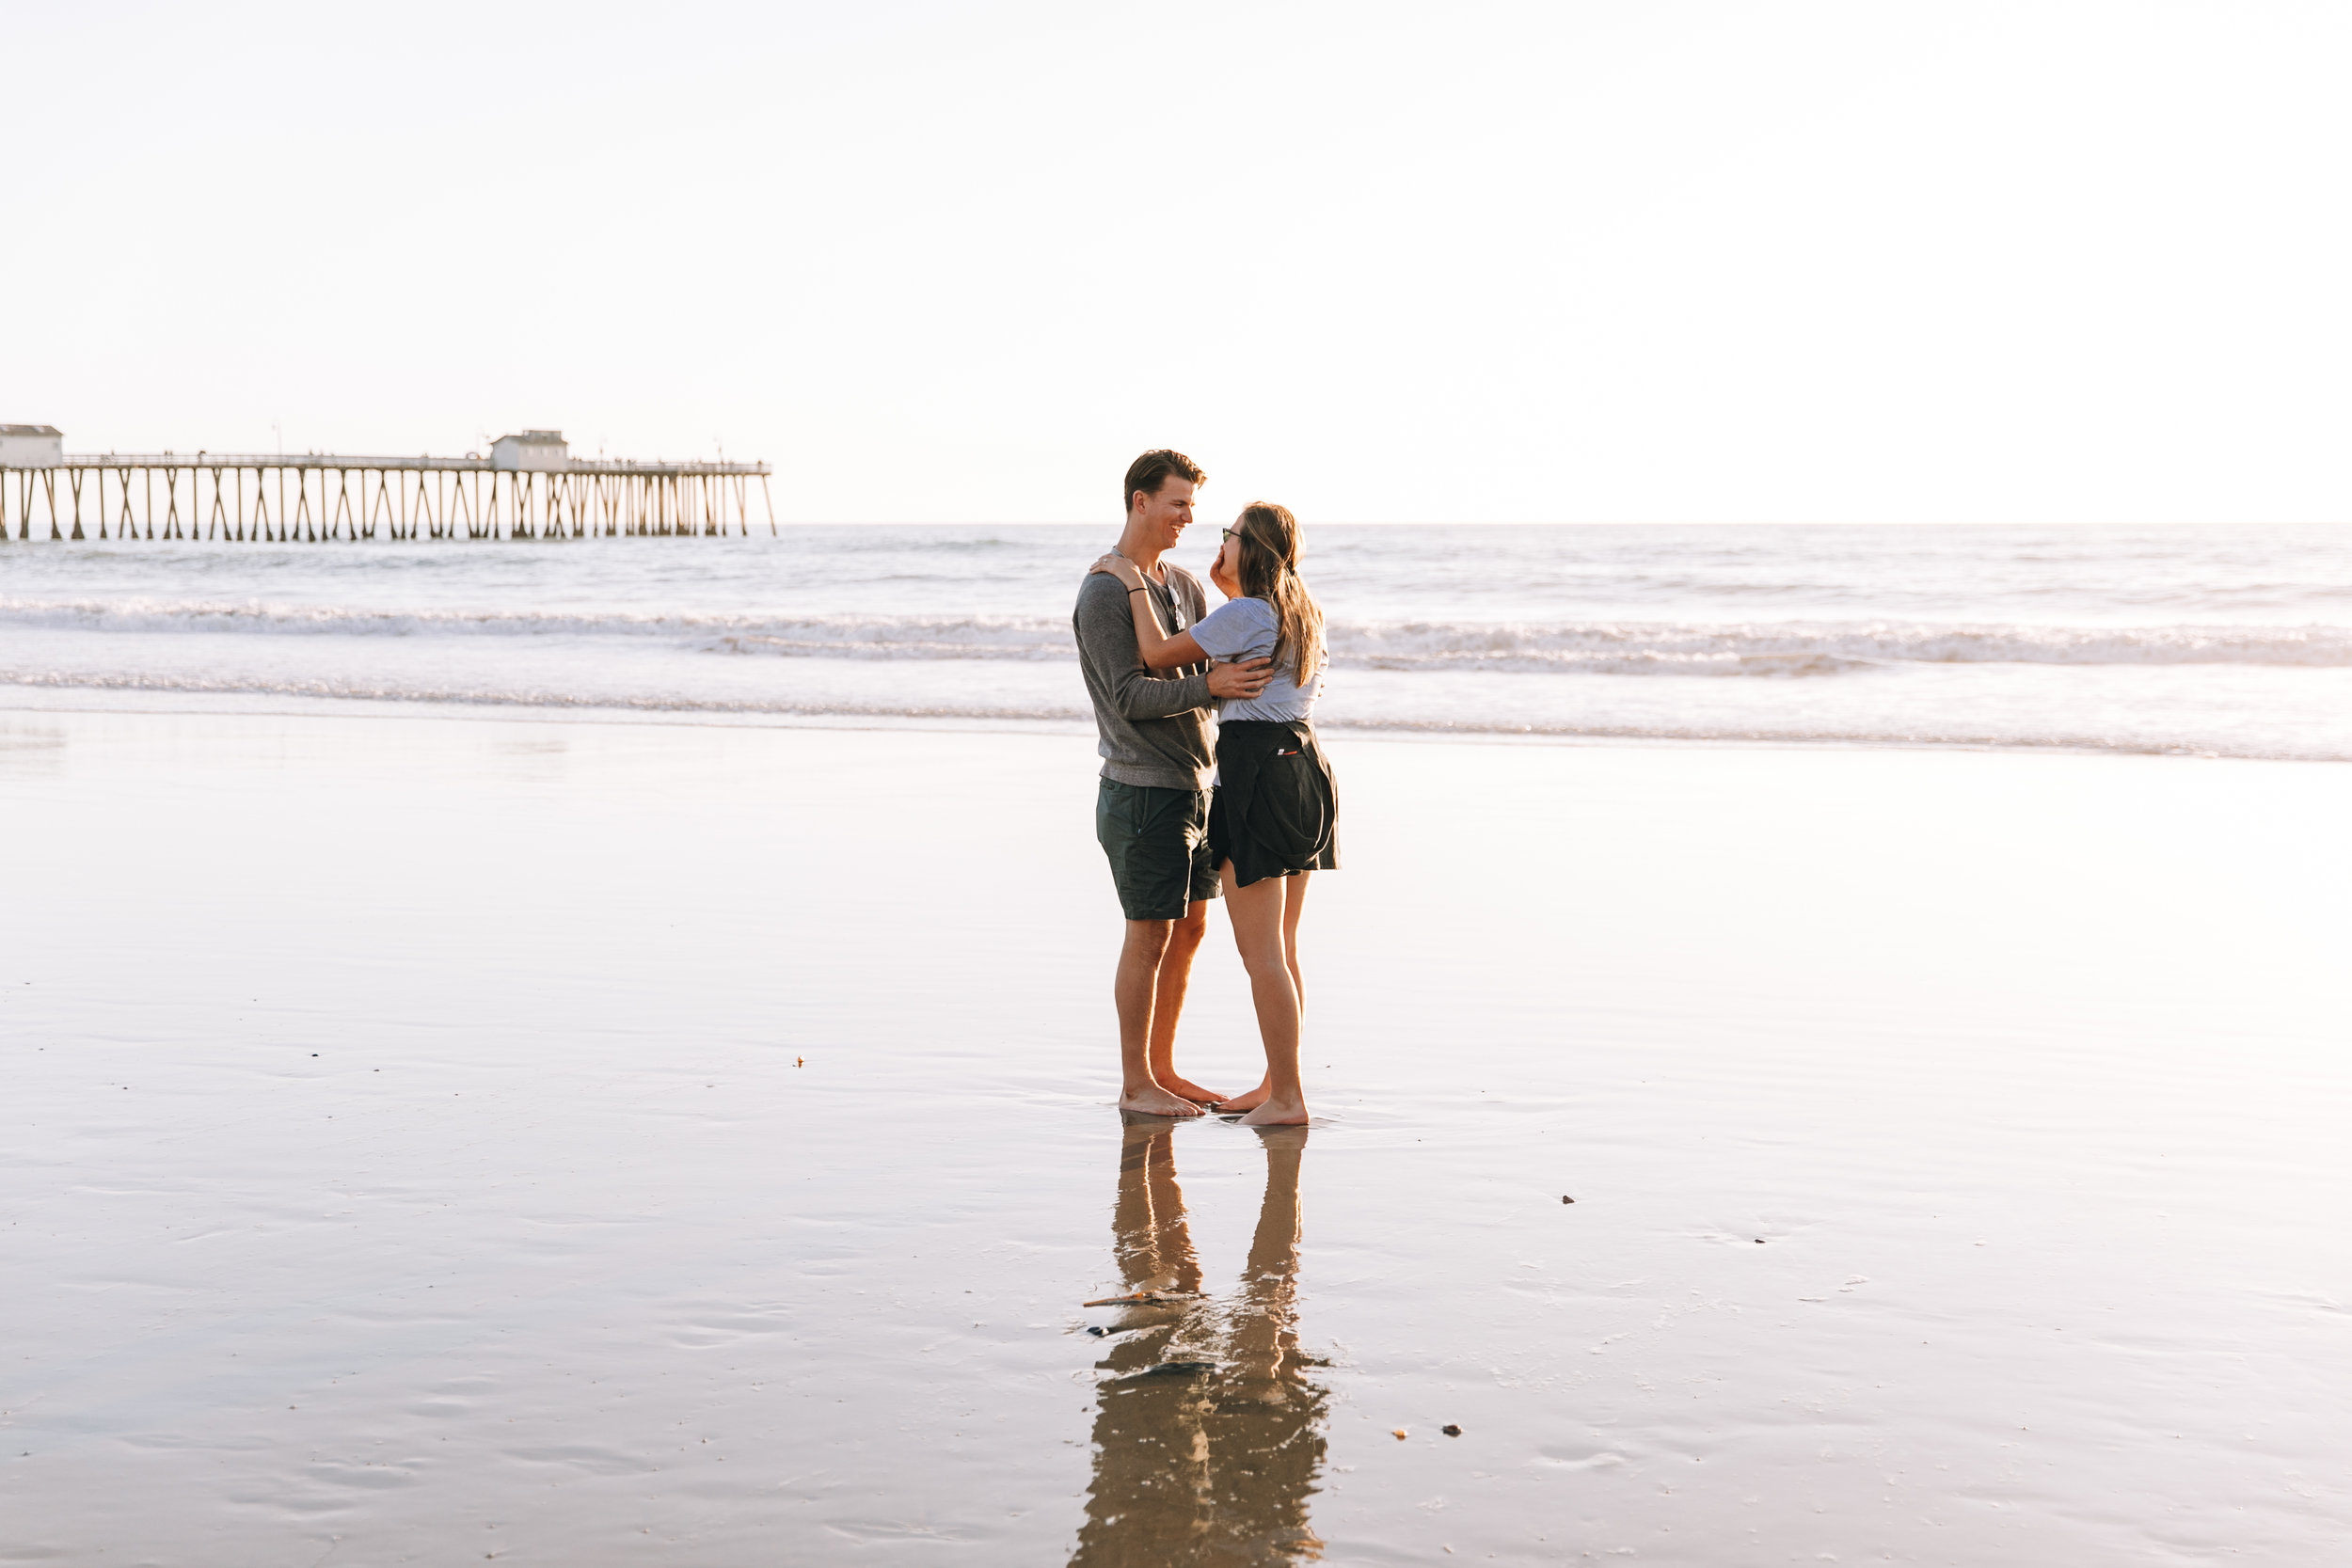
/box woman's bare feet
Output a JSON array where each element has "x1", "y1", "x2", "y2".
[
  {"x1": 1217, "y1": 1075, "x2": 1274, "y2": 1114},
  {"x1": 1237, "y1": 1095, "x2": 1309, "y2": 1127},
  {"x1": 1120, "y1": 1083, "x2": 1207, "y2": 1117}
]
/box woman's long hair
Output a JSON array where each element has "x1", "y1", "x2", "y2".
[{"x1": 1231, "y1": 502, "x2": 1324, "y2": 686}]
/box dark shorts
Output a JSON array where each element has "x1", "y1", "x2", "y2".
[
  {"x1": 1096, "y1": 779, "x2": 1219, "y2": 922},
  {"x1": 1208, "y1": 721, "x2": 1340, "y2": 890}
]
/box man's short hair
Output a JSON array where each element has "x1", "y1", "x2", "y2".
[{"x1": 1123, "y1": 450, "x2": 1206, "y2": 516}]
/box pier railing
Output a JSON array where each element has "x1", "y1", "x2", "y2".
[{"x1": 0, "y1": 454, "x2": 777, "y2": 541}]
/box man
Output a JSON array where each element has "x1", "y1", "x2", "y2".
[{"x1": 1073, "y1": 450, "x2": 1271, "y2": 1117}]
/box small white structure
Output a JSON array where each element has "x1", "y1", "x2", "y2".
[
  {"x1": 0, "y1": 424, "x2": 64, "y2": 467},
  {"x1": 489, "y1": 430, "x2": 568, "y2": 472}
]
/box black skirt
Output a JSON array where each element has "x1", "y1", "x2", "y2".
[{"x1": 1208, "y1": 720, "x2": 1340, "y2": 889}]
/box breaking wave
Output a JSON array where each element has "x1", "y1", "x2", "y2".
[{"x1": 5, "y1": 597, "x2": 2350, "y2": 674}]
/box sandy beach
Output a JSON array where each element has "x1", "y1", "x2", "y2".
[
  {"x1": 15, "y1": 0, "x2": 2352, "y2": 1555},
  {"x1": 2, "y1": 704, "x2": 2345, "y2": 1563}
]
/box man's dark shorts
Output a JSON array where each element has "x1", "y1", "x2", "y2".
[{"x1": 1096, "y1": 779, "x2": 1219, "y2": 922}]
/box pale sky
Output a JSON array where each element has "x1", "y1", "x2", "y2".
[{"x1": 8, "y1": 2, "x2": 2348, "y2": 524}]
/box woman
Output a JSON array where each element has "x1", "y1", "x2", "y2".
[{"x1": 1091, "y1": 502, "x2": 1337, "y2": 1126}]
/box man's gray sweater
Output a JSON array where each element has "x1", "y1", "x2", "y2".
[{"x1": 1073, "y1": 564, "x2": 1215, "y2": 791}]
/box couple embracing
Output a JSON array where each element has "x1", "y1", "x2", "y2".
[{"x1": 1073, "y1": 450, "x2": 1339, "y2": 1127}]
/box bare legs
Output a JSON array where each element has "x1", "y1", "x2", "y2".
[
  {"x1": 1116, "y1": 900, "x2": 1222, "y2": 1117},
  {"x1": 1078, "y1": 1121, "x2": 1322, "y2": 1563},
  {"x1": 1228, "y1": 1124, "x2": 1308, "y2": 1393},
  {"x1": 1148, "y1": 908, "x2": 1225, "y2": 1105},
  {"x1": 1218, "y1": 868, "x2": 1311, "y2": 1126},
  {"x1": 1111, "y1": 1118, "x2": 1202, "y2": 1295}
]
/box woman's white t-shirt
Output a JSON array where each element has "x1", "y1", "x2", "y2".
[{"x1": 1190, "y1": 595, "x2": 1321, "y2": 723}]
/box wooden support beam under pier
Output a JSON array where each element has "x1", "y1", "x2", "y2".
[{"x1": 0, "y1": 448, "x2": 775, "y2": 544}]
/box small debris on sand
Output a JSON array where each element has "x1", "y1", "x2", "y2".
[
  {"x1": 1083, "y1": 1291, "x2": 1197, "y2": 1307},
  {"x1": 1392, "y1": 1428, "x2": 1408, "y2": 1440},
  {"x1": 795, "y1": 1057, "x2": 804, "y2": 1068},
  {"x1": 1442, "y1": 1424, "x2": 1463, "y2": 1436},
  {"x1": 1561, "y1": 1196, "x2": 1575, "y2": 1204}
]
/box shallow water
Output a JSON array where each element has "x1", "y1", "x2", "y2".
[
  {"x1": 6, "y1": 523, "x2": 2351, "y2": 759},
  {"x1": 3, "y1": 709, "x2": 2348, "y2": 1562}
]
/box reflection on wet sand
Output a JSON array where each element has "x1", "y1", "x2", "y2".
[{"x1": 1073, "y1": 1119, "x2": 1328, "y2": 1566}]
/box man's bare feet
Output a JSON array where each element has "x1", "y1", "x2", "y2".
[
  {"x1": 1159, "y1": 1074, "x2": 1228, "y2": 1105},
  {"x1": 1237, "y1": 1096, "x2": 1309, "y2": 1127},
  {"x1": 1120, "y1": 1084, "x2": 1207, "y2": 1117}
]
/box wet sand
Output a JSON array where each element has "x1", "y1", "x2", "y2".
[{"x1": 3, "y1": 705, "x2": 2349, "y2": 1563}]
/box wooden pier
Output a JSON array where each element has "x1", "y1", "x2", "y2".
[{"x1": 0, "y1": 428, "x2": 775, "y2": 542}]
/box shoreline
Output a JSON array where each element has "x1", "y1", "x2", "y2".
[{"x1": 6, "y1": 680, "x2": 2347, "y2": 767}]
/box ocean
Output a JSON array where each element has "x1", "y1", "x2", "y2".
[{"x1": 4, "y1": 523, "x2": 2348, "y2": 761}]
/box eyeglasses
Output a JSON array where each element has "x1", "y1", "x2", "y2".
[{"x1": 1220, "y1": 529, "x2": 1241, "y2": 543}]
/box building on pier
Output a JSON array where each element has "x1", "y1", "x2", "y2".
[
  {"x1": 1, "y1": 424, "x2": 774, "y2": 542},
  {"x1": 0, "y1": 424, "x2": 63, "y2": 467},
  {"x1": 491, "y1": 430, "x2": 568, "y2": 471}
]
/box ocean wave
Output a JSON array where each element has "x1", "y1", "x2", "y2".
[
  {"x1": 0, "y1": 598, "x2": 1079, "y2": 657},
  {"x1": 0, "y1": 669, "x2": 1093, "y2": 723},
  {"x1": 4, "y1": 597, "x2": 2351, "y2": 673},
  {"x1": 1327, "y1": 620, "x2": 2352, "y2": 673}
]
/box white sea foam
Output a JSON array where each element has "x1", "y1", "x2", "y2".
[
  {"x1": 10, "y1": 662, "x2": 2351, "y2": 764},
  {"x1": 1329, "y1": 619, "x2": 2352, "y2": 673},
  {"x1": 0, "y1": 597, "x2": 1075, "y2": 652},
  {"x1": 3, "y1": 524, "x2": 2348, "y2": 758},
  {"x1": 0, "y1": 669, "x2": 1092, "y2": 724},
  {"x1": 5, "y1": 597, "x2": 2348, "y2": 673}
]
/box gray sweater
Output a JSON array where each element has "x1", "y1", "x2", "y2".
[{"x1": 1073, "y1": 564, "x2": 1215, "y2": 791}]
